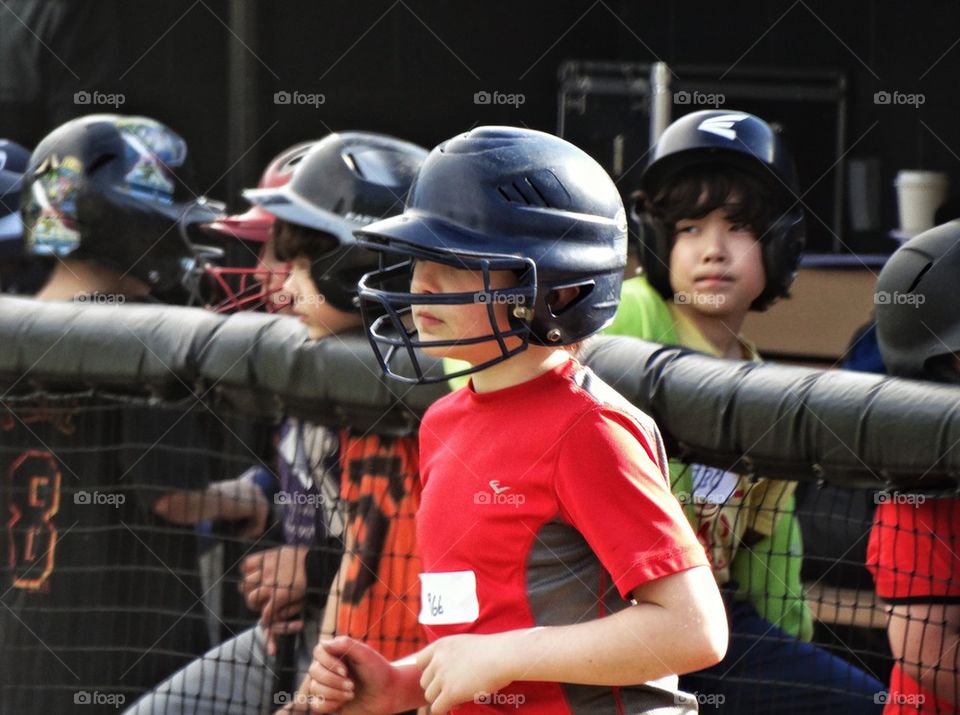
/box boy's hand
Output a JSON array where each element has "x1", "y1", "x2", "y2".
[
  {"x1": 416, "y1": 633, "x2": 516, "y2": 714},
  {"x1": 263, "y1": 616, "x2": 305, "y2": 658},
  {"x1": 240, "y1": 544, "x2": 308, "y2": 635},
  {"x1": 301, "y1": 637, "x2": 398, "y2": 713},
  {"x1": 150, "y1": 476, "x2": 269, "y2": 537},
  {"x1": 212, "y1": 476, "x2": 271, "y2": 538}
]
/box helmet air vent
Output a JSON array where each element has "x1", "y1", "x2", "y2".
[{"x1": 497, "y1": 175, "x2": 554, "y2": 208}]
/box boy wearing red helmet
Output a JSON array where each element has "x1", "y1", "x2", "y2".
[{"x1": 200, "y1": 141, "x2": 316, "y2": 313}]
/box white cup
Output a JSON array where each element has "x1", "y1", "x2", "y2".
[{"x1": 894, "y1": 170, "x2": 949, "y2": 234}]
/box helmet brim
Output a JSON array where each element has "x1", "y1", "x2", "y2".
[
  {"x1": 244, "y1": 186, "x2": 354, "y2": 243},
  {"x1": 357, "y1": 210, "x2": 624, "y2": 276},
  {"x1": 118, "y1": 191, "x2": 224, "y2": 227},
  {"x1": 201, "y1": 205, "x2": 275, "y2": 243},
  {"x1": 644, "y1": 147, "x2": 798, "y2": 201},
  {"x1": 356, "y1": 211, "x2": 525, "y2": 263}
]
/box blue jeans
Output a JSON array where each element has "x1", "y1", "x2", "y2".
[{"x1": 680, "y1": 597, "x2": 885, "y2": 714}]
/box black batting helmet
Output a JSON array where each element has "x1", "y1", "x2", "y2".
[
  {"x1": 244, "y1": 131, "x2": 428, "y2": 312},
  {"x1": 20, "y1": 114, "x2": 221, "y2": 297},
  {"x1": 875, "y1": 221, "x2": 960, "y2": 382},
  {"x1": 635, "y1": 110, "x2": 805, "y2": 311}
]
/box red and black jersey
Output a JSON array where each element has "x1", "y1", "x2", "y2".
[{"x1": 417, "y1": 360, "x2": 708, "y2": 714}]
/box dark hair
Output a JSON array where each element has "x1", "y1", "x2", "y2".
[
  {"x1": 272, "y1": 219, "x2": 339, "y2": 262},
  {"x1": 639, "y1": 164, "x2": 783, "y2": 242}
]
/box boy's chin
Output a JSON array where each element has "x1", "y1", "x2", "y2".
[
  {"x1": 419, "y1": 334, "x2": 524, "y2": 365},
  {"x1": 421, "y1": 343, "x2": 477, "y2": 363},
  {"x1": 673, "y1": 288, "x2": 754, "y2": 318},
  {"x1": 674, "y1": 301, "x2": 737, "y2": 321},
  {"x1": 421, "y1": 342, "x2": 490, "y2": 367}
]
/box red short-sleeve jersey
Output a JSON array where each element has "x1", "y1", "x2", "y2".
[
  {"x1": 867, "y1": 497, "x2": 960, "y2": 602},
  {"x1": 417, "y1": 360, "x2": 707, "y2": 714}
]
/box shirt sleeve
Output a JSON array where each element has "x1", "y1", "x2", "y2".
[{"x1": 553, "y1": 408, "x2": 708, "y2": 599}]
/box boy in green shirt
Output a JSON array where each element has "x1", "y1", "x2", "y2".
[{"x1": 607, "y1": 110, "x2": 883, "y2": 713}]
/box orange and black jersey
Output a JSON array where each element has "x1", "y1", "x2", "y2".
[{"x1": 332, "y1": 432, "x2": 425, "y2": 661}]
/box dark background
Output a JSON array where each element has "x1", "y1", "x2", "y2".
[{"x1": 2, "y1": 0, "x2": 957, "y2": 254}]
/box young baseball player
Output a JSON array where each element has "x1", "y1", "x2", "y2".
[
  {"x1": 606, "y1": 109, "x2": 883, "y2": 712},
  {"x1": 198, "y1": 141, "x2": 316, "y2": 314},
  {"x1": 26, "y1": 115, "x2": 272, "y2": 542},
  {"x1": 868, "y1": 222, "x2": 960, "y2": 714},
  {"x1": 125, "y1": 131, "x2": 428, "y2": 715},
  {"x1": 0, "y1": 113, "x2": 260, "y2": 710},
  {"x1": 245, "y1": 130, "x2": 429, "y2": 670},
  {"x1": 252, "y1": 130, "x2": 430, "y2": 709},
  {"x1": 292, "y1": 126, "x2": 727, "y2": 715}
]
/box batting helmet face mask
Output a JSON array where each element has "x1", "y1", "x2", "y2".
[
  {"x1": 198, "y1": 141, "x2": 316, "y2": 313},
  {"x1": 357, "y1": 126, "x2": 627, "y2": 385},
  {"x1": 635, "y1": 110, "x2": 806, "y2": 311},
  {"x1": 20, "y1": 114, "x2": 223, "y2": 300},
  {"x1": 875, "y1": 221, "x2": 960, "y2": 383},
  {"x1": 244, "y1": 132, "x2": 428, "y2": 313}
]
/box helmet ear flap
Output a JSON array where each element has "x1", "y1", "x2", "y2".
[
  {"x1": 631, "y1": 194, "x2": 673, "y2": 300},
  {"x1": 752, "y1": 210, "x2": 805, "y2": 311}
]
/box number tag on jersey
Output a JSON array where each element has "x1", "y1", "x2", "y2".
[
  {"x1": 691, "y1": 464, "x2": 740, "y2": 504},
  {"x1": 418, "y1": 571, "x2": 479, "y2": 625}
]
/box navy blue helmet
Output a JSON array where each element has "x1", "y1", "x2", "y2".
[{"x1": 356, "y1": 126, "x2": 627, "y2": 384}]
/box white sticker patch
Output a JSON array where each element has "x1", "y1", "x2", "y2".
[
  {"x1": 691, "y1": 464, "x2": 740, "y2": 504},
  {"x1": 419, "y1": 571, "x2": 480, "y2": 625}
]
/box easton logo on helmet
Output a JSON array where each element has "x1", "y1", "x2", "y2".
[{"x1": 697, "y1": 113, "x2": 750, "y2": 141}]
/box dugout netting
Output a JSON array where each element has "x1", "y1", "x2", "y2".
[
  {"x1": 1, "y1": 298, "x2": 958, "y2": 713},
  {"x1": 0, "y1": 392, "x2": 423, "y2": 713}
]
